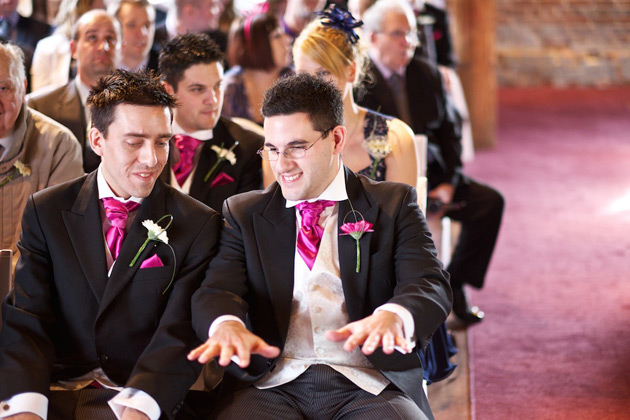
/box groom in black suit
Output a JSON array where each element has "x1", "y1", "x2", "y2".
[
  {"x1": 158, "y1": 33, "x2": 263, "y2": 213},
  {"x1": 0, "y1": 70, "x2": 221, "y2": 420},
  {"x1": 188, "y1": 74, "x2": 451, "y2": 420}
]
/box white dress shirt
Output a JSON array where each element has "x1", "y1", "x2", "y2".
[
  {"x1": 209, "y1": 163, "x2": 416, "y2": 395},
  {"x1": 0, "y1": 167, "x2": 160, "y2": 420}
]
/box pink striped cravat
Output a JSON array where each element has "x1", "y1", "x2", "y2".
[
  {"x1": 296, "y1": 200, "x2": 335, "y2": 270},
  {"x1": 172, "y1": 134, "x2": 203, "y2": 186},
  {"x1": 101, "y1": 198, "x2": 140, "y2": 260}
]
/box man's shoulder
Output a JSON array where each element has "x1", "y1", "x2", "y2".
[
  {"x1": 354, "y1": 171, "x2": 413, "y2": 200},
  {"x1": 26, "y1": 107, "x2": 79, "y2": 142},
  {"x1": 218, "y1": 117, "x2": 264, "y2": 150},
  {"x1": 160, "y1": 180, "x2": 221, "y2": 219},
  {"x1": 30, "y1": 173, "x2": 89, "y2": 206},
  {"x1": 27, "y1": 81, "x2": 75, "y2": 107},
  {"x1": 224, "y1": 183, "x2": 279, "y2": 214}
]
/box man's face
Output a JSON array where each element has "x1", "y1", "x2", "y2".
[
  {"x1": 0, "y1": 60, "x2": 24, "y2": 138},
  {"x1": 90, "y1": 104, "x2": 171, "y2": 199},
  {"x1": 118, "y1": 3, "x2": 155, "y2": 65},
  {"x1": 165, "y1": 62, "x2": 224, "y2": 133},
  {"x1": 369, "y1": 11, "x2": 417, "y2": 72},
  {"x1": 264, "y1": 112, "x2": 344, "y2": 201},
  {"x1": 184, "y1": 0, "x2": 223, "y2": 32},
  {"x1": 72, "y1": 13, "x2": 120, "y2": 86}
]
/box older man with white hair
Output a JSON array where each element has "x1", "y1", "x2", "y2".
[{"x1": 0, "y1": 42, "x2": 83, "y2": 265}]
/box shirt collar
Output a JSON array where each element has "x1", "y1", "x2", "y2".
[
  {"x1": 369, "y1": 52, "x2": 405, "y2": 80},
  {"x1": 75, "y1": 76, "x2": 91, "y2": 107},
  {"x1": 172, "y1": 119, "x2": 214, "y2": 141},
  {"x1": 97, "y1": 165, "x2": 143, "y2": 205},
  {"x1": 285, "y1": 163, "x2": 348, "y2": 208}
]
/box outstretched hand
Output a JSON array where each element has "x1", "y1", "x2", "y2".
[
  {"x1": 187, "y1": 321, "x2": 280, "y2": 368},
  {"x1": 325, "y1": 311, "x2": 410, "y2": 355}
]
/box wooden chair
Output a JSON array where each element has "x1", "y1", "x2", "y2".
[{"x1": 0, "y1": 249, "x2": 13, "y2": 327}]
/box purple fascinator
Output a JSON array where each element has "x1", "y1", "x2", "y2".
[{"x1": 318, "y1": 6, "x2": 363, "y2": 45}]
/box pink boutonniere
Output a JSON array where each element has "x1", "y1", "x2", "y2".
[{"x1": 340, "y1": 209, "x2": 374, "y2": 273}]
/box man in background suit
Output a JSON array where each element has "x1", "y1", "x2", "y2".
[
  {"x1": 0, "y1": 69, "x2": 221, "y2": 420},
  {"x1": 357, "y1": 0, "x2": 504, "y2": 325},
  {"x1": 0, "y1": 0, "x2": 51, "y2": 92},
  {"x1": 27, "y1": 9, "x2": 121, "y2": 173},
  {"x1": 188, "y1": 73, "x2": 451, "y2": 420},
  {"x1": 159, "y1": 33, "x2": 263, "y2": 213}
]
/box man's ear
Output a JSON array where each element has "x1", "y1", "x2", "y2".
[
  {"x1": 70, "y1": 39, "x2": 78, "y2": 59},
  {"x1": 89, "y1": 127, "x2": 105, "y2": 157},
  {"x1": 162, "y1": 80, "x2": 175, "y2": 95},
  {"x1": 331, "y1": 125, "x2": 346, "y2": 155}
]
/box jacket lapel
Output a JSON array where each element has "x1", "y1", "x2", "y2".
[
  {"x1": 189, "y1": 120, "x2": 236, "y2": 200},
  {"x1": 252, "y1": 184, "x2": 296, "y2": 341},
  {"x1": 98, "y1": 181, "x2": 169, "y2": 313},
  {"x1": 338, "y1": 168, "x2": 379, "y2": 321},
  {"x1": 62, "y1": 172, "x2": 109, "y2": 301}
]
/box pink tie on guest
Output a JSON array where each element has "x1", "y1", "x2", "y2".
[
  {"x1": 172, "y1": 134, "x2": 203, "y2": 186},
  {"x1": 101, "y1": 198, "x2": 140, "y2": 260},
  {"x1": 296, "y1": 200, "x2": 335, "y2": 270}
]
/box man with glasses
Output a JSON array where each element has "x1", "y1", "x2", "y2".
[
  {"x1": 188, "y1": 73, "x2": 451, "y2": 420},
  {"x1": 358, "y1": 0, "x2": 504, "y2": 325}
]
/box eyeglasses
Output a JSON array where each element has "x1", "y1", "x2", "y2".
[
  {"x1": 378, "y1": 30, "x2": 419, "y2": 45},
  {"x1": 257, "y1": 128, "x2": 333, "y2": 161}
]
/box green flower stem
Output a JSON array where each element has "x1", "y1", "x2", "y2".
[
  {"x1": 130, "y1": 237, "x2": 150, "y2": 267},
  {"x1": 355, "y1": 239, "x2": 361, "y2": 273},
  {"x1": 0, "y1": 168, "x2": 19, "y2": 188},
  {"x1": 162, "y1": 243, "x2": 177, "y2": 294},
  {"x1": 369, "y1": 158, "x2": 380, "y2": 180},
  {"x1": 204, "y1": 159, "x2": 222, "y2": 183}
]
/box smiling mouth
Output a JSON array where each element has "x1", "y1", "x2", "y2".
[{"x1": 282, "y1": 173, "x2": 301, "y2": 182}]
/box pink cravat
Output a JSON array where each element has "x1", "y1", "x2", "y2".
[
  {"x1": 101, "y1": 198, "x2": 140, "y2": 260},
  {"x1": 296, "y1": 200, "x2": 335, "y2": 270},
  {"x1": 172, "y1": 134, "x2": 203, "y2": 186}
]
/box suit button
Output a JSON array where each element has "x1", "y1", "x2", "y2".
[
  {"x1": 99, "y1": 354, "x2": 109, "y2": 364},
  {"x1": 2, "y1": 404, "x2": 10, "y2": 411}
]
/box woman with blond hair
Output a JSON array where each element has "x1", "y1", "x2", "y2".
[{"x1": 291, "y1": 6, "x2": 457, "y2": 386}]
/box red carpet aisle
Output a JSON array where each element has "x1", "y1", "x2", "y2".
[{"x1": 463, "y1": 87, "x2": 630, "y2": 419}]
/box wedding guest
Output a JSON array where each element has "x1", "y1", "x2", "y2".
[
  {"x1": 0, "y1": 69, "x2": 221, "y2": 420},
  {"x1": 28, "y1": 9, "x2": 121, "y2": 173},
  {"x1": 358, "y1": 0, "x2": 504, "y2": 324},
  {"x1": 152, "y1": 0, "x2": 225, "y2": 54},
  {"x1": 0, "y1": 0, "x2": 51, "y2": 92},
  {"x1": 222, "y1": 10, "x2": 292, "y2": 125},
  {"x1": 281, "y1": 0, "x2": 327, "y2": 40},
  {"x1": 30, "y1": 0, "x2": 104, "y2": 93},
  {"x1": 0, "y1": 42, "x2": 82, "y2": 264},
  {"x1": 293, "y1": 5, "x2": 456, "y2": 385},
  {"x1": 109, "y1": 0, "x2": 158, "y2": 72},
  {"x1": 159, "y1": 33, "x2": 264, "y2": 213},
  {"x1": 188, "y1": 72, "x2": 451, "y2": 420}
]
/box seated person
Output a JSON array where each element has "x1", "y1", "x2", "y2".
[{"x1": 188, "y1": 73, "x2": 452, "y2": 420}]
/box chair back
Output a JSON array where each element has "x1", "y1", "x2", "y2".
[
  {"x1": 0, "y1": 249, "x2": 13, "y2": 327},
  {"x1": 413, "y1": 134, "x2": 428, "y2": 215}
]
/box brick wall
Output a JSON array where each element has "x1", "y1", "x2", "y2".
[{"x1": 495, "y1": 0, "x2": 630, "y2": 86}]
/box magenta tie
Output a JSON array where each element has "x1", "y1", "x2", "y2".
[
  {"x1": 101, "y1": 198, "x2": 140, "y2": 260},
  {"x1": 172, "y1": 134, "x2": 203, "y2": 186},
  {"x1": 296, "y1": 200, "x2": 335, "y2": 270}
]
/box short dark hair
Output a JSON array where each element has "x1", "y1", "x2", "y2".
[
  {"x1": 158, "y1": 33, "x2": 224, "y2": 90},
  {"x1": 87, "y1": 69, "x2": 176, "y2": 137},
  {"x1": 261, "y1": 73, "x2": 344, "y2": 132},
  {"x1": 227, "y1": 13, "x2": 278, "y2": 71}
]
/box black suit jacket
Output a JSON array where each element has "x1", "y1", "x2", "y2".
[
  {"x1": 356, "y1": 57, "x2": 464, "y2": 189},
  {"x1": 161, "y1": 117, "x2": 264, "y2": 213},
  {"x1": 27, "y1": 80, "x2": 100, "y2": 172},
  {"x1": 191, "y1": 167, "x2": 452, "y2": 419},
  {"x1": 0, "y1": 173, "x2": 222, "y2": 419}
]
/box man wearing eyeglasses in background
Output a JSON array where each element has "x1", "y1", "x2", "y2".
[
  {"x1": 357, "y1": 0, "x2": 504, "y2": 326},
  {"x1": 187, "y1": 73, "x2": 452, "y2": 420}
]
